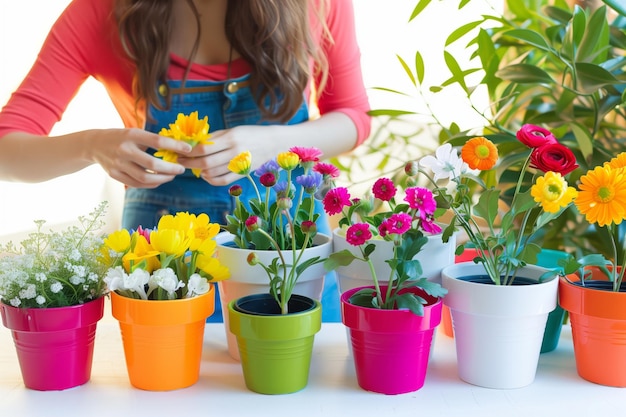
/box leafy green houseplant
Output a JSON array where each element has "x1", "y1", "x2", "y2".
[
  {"x1": 366, "y1": 0, "x2": 625, "y2": 257},
  {"x1": 0, "y1": 202, "x2": 109, "y2": 308},
  {"x1": 223, "y1": 147, "x2": 334, "y2": 314}
]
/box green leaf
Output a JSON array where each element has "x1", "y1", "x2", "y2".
[
  {"x1": 409, "y1": 0, "x2": 432, "y2": 22},
  {"x1": 323, "y1": 250, "x2": 359, "y2": 271},
  {"x1": 502, "y1": 29, "x2": 552, "y2": 53},
  {"x1": 443, "y1": 51, "x2": 469, "y2": 93},
  {"x1": 577, "y1": 6, "x2": 610, "y2": 63},
  {"x1": 473, "y1": 188, "x2": 500, "y2": 226},
  {"x1": 367, "y1": 109, "x2": 416, "y2": 117},
  {"x1": 575, "y1": 62, "x2": 621, "y2": 94},
  {"x1": 496, "y1": 64, "x2": 554, "y2": 84},
  {"x1": 415, "y1": 51, "x2": 425, "y2": 85},
  {"x1": 395, "y1": 293, "x2": 425, "y2": 316},
  {"x1": 397, "y1": 54, "x2": 416, "y2": 87},
  {"x1": 445, "y1": 20, "x2": 483, "y2": 46},
  {"x1": 602, "y1": 0, "x2": 626, "y2": 16},
  {"x1": 571, "y1": 123, "x2": 594, "y2": 161}
]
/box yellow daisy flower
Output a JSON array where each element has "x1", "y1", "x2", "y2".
[
  {"x1": 277, "y1": 151, "x2": 300, "y2": 170},
  {"x1": 531, "y1": 171, "x2": 578, "y2": 213},
  {"x1": 461, "y1": 136, "x2": 498, "y2": 170},
  {"x1": 605, "y1": 152, "x2": 626, "y2": 170},
  {"x1": 228, "y1": 151, "x2": 252, "y2": 175},
  {"x1": 156, "y1": 111, "x2": 213, "y2": 178},
  {"x1": 575, "y1": 165, "x2": 626, "y2": 227}
]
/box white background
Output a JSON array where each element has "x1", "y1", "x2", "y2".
[{"x1": 0, "y1": 0, "x2": 495, "y2": 242}]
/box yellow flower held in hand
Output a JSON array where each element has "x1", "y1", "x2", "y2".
[
  {"x1": 228, "y1": 151, "x2": 252, "y2": 175},
  {"x1": 575, "y1": 165, "x2": 626, "y2": 227},
  {"x1": 461, "y1": 136, "x2": 498, "y2": 170},
  {"x1": 531, "y1": 171, "x2": 577, "y2": 213},
  {"x1": 156, "y1": 111, "x2": 213, "y2": 178}
]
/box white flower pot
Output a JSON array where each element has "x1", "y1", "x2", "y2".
[
  {"x1": 216, "y1": 232, "x2": 331, "y2": 360},
  {"x1": 442, "y1": 262, "x2": 558, "y2": 389}
]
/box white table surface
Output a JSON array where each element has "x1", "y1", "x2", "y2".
[{"x1": 1, "y1": 297, "x2": 624, "y2": 417}]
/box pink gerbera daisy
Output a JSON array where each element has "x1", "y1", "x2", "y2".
[
  {"x1": 323, "y1": 187, "x2": 352, "y2": 215},
  {"x1": 313, "y1": 162, "x2": 340, "y2": 179},
  {"x1": 381, "y1": 213, "x2": 412, "y2": 235},
  {"x1": 289, "y1": 146, "x2": 322, "y2": 164}
]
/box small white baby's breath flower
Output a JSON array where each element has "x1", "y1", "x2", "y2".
[
  {"x1": 50, "y1": 282, "x2": 63, "y2": 294},
  {"x1": 36, "y1": 295, "x2": 46, "y2": 305},
  {"x1": 70, "y1": 275, "x2": 85, "y2": 285},
  {"x1": 35, "y1": 272, "x2": 47, "y2": 282},
  {"x1": 9, "y1": 297, "x2": 21, "y2": 307}
]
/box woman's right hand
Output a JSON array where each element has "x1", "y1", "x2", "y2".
[{"x1": 91, "y1": 128, "x2": 192, "y2": 188}]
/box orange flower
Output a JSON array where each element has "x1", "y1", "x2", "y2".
[{"x1": 461, "y1": 136, "x2": 498, "y2": 170}]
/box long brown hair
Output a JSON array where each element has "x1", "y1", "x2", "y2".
[{"x1": 115, "y1": 0, "x2": 330, "y2": 123}]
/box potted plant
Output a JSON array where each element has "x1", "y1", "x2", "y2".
[
  {"x1": 418, "y1": 124, "x2": 578, "y2": 389},
  {"x1": 558, "y1": 151, "x2": 626, "y2": 387},
  {"x1": 102, "y1": 211, "x2": 230, "y2": 391},
  {"x1": 0, "y1": 202, "x2": 109, "y2": 391},
  {"x1": 322, "y1": 166, "x2": 450, "y2": 395},
  {"x1": 220, "y1": 147, "x2": 333, "y2": 394}
]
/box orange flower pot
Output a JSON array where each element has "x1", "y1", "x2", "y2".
[
  {"x1": 559, "y1": 270, "x2": 626, "y2": 387},
  {"x1": 110, "y1": 286, "x2": 215, "y2": 391}
]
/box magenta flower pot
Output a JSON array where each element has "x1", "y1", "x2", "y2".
[
  {"x1": 341, "y1": 285, "x2": 443, "y2": 395},
  {"x1": 0, "y1": 297, "x2": 104, "y2": 390}
]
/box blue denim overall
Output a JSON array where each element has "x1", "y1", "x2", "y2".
[{"x1": 121, "y1": 75, "x2": 340, "y2": 322}]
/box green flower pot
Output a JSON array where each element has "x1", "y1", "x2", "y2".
[{"x1": 228, "y1": 293, "x2": 322, "y2": 394}]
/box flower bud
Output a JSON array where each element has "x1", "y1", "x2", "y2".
[
  {"x1": 245, "y1": 216, "x2": 261, "y2": 232},
  {"x1": 229, "y1": 185, "x2": 242, "y2": 197},
  {"x1": 259, "y1": 172, "x2": 277, "y2": 188},
  {"x1": 247, "y1": 252, "x2": 259, "y2": 266},
  {"x1": 277, "y1": 197, "x2": 293, "y2": 210},
  {"x1": 300, "y1": 220, "x2": 317, "y2": 235},
  {"x1": 404, "y1": 160, "x2": 419, "y2": 176}
]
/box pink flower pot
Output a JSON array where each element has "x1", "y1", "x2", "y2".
[
  {"x1": 341, "y1": 285, "x2": 443, "y2": 395},
  {"x1": 0, "y1": 297, "x2": 104, "y2": 390}
]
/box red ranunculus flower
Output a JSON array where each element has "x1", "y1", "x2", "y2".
[
  {"x1": 530, "y1": 143, "x2": 579, "y2": 175},
  {"x1": 516, "y1": 124, "x2": 558, "y2": 148}
]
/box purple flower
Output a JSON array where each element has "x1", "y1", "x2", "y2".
[
  {"x1": 296, "y1": 171, "x2": 323, "y2": 194},
  {"x1": 254, "y1": 159, "x2": 281, "y2": 177}
]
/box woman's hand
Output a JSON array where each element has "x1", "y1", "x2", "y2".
[
  {"x1": 91, "y1": 128, "x2": 191, "y2": 188},
  {"x1": 178, "y1": 125, "x2": 280, "y2": 186}
]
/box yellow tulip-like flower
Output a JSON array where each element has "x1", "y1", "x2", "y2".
[
  {"x1": 122, "y1": 234, "x2": 160, "y2": 273},
  {"x1": 196, "y1": 256, "x2": 230, "y2": 281},
  {"x1": 531, "y1": 171, "x2": 577, "y2": 213},
  {"x1": 228, "y1": 151, "x2": 252, "y2": 175},
  {"x1": 156, "y1": 111, "x2": 213, "y2": 178},
  {"x1": 189, "y1": 214, "x2": 220, "y2": 250},
  {"x1": 104, "y1": 229, "x2": 131, "y2": 253},
  {"x1": 277, "y1": 151, "x2": 300, "y2": 170},
  {"x1": 158, "y1": 212, "x2": 195, "y2": 238},
  {"x1": 575, "y1": 165, "x2": 626, "y2": 227},
  {"x1": 461, "y1": 136, "x2": 498, "y2": 170},
  {"x1": 150, "y1": 228, "x2": 190, "y2": 257}
]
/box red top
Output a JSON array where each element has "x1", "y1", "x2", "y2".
[{"x1": 0, "y1": 0, "x2": 371, "y2": 145}]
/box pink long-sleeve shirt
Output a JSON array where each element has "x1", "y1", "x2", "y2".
[{"x1": 0, "y1": 0, "x2": 371, "y2": 145}]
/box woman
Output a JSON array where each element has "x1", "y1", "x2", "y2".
[{"x1": 0, "y1": 0, "x2": 371, "y2": 321}]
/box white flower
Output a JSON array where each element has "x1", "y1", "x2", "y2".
[
  {"x1": 70, "y1": 275, "x2": 85, "y2": 285},
  {"x1": 149, "y1": 268, "x2": 184, "y2": 299},
  {"x1": 50, "y1": 282, "x2": 63, "y2": 293},
  {"x1": 68, "y1": 248, "x2": 82, "y2": 262},
  {"x1": 9, "y1": 297, "x2": 21, "y2": 307},
  {"x1": 36, "y1": 295, "x2": 46, "y2": 305},
  {"x1": 19, "y1": 284, "x2": 37, "y2": 299},
  {"x1": 35, "y1": 272, "x2": 47, "y2": 282},
  {"x1": 104, "y1": 266, "x2": 125, "y2": 292},
  {"x1": 420, "y1": 143, "x2": 472, "y2": 181},
  {"x1": 186, "y1": 273, "x2": 209, "y2": 298}
]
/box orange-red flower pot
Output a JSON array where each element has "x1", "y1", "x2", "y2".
[
  {"x1": 559, "y1": 270, "x2": 626, "y2": 387},
  {"x1": 111, "y1": 286, "x2": 215, "y2": 391}
]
